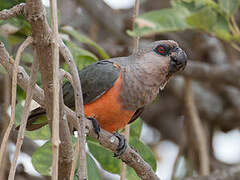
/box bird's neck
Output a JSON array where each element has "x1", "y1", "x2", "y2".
[{"x1": 119, "y1": 62, "x2": 162, "y2": 110}]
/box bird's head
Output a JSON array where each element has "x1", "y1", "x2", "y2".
[{"x1": 136, "y1": 40, "x2": 187, "y2": 89}]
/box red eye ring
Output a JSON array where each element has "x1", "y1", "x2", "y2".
[{"x1": 158, "y1": 46, "x2": 165, "y2": 54}]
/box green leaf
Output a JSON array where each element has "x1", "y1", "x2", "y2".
[
  {"x1": 88, "y1": 140, "x2": 121, "y2": 174},
  {"x1": 63, "y1": 41, "x2": 98, "y2": 70},
  {"x1": 129, "y1": 137, "x2": 157, "y2": 172},
  {"x1": 186, "y1": 7, "x2": 217, "y2": 31},
  {"x1": 130, "y1": 118, "x2": 142, "y2": 139},
  {"x1": 32, "y1": 140, "x2": 100, "y2": 178},
  {"x1": 86, "y1": 154, "x2": 101, "y2": 180},
  {"x1": 32, "y1": 140, "x2": 52, "y2": 176},
  {"x1": 218, "y1": 0, "x2": 240, "y2": 17},
  {"x1": 128, "y1": 6, "x2": 191, "y2": 37},
  {"x1": 24, "y1": 125, "x2": 51, "y2": 140},
  {"x1": 212, "y1": 15, "x2": 233, "y2": 41},
  {"x1": 21, "y1": 52, "x2": 33, "y2": 63},
  {"x1": 126, "y1": 166, "x2": 141, "y2": 180},
  {"x1": 8, "y1": 34, "x2": 25, "y2": 45},
  {"x1": 62, "y1": 27, "x2": 109, "y2": 59}
]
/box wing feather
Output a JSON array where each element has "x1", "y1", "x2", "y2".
[{"x1": 63, "y1": 60, "x2": 120, "y2": 108}]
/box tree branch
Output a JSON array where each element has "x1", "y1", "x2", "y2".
[
  {"x1": 58, "y1": 39, "x2": 86, "y2": 180},
  {"x1": 58, "y1": 78, "x2": 74, "y2": 180},
  {"x1": 0, "y1": 3, "x2": 25, "y2": 20},
  {"x1": 0, "y1": 36, "x2": 33, "y2": 180},
  {"x1": 8, "y1": 49, "x2": 38, "y2": 180},
  {"x1": 184, "y1": 79, "x2": 210, "y2": 175},
  {"x1": 50, "y1": 0, "x2": 60, "y2": 179},
  {"x1": 181, "y1": 61, "x2": 240, "y2": 88}
]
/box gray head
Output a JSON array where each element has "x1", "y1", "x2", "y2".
[
  {"x1": 136, "y1": 40, "x2": 187, "y2": 76},
  {"x1": 132, "y1": 40, "x2": 187, "y2": 89}
]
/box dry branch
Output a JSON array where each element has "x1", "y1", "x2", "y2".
[
  {"x1": 58, "y1": 80, "x2": 74, "y2": 180},
  {"x1": 58, "y1": 39, "x2": 86, "y2": 180},
  {"x1": 8, "y1": 51, "x2": 38, "y2": 180},
  {"x1": 182, "y1": 61, "x2": 240, "y2": 88},
  {"x1": 0, "y1": 41, "x2": 160, "y2": 180},
  {"x1": 184, "y1": 79, "x2": 210, "y2": 175},
  {"x1": 0, "y1": 36, "x2": 33, "y2": 176},
  {"x1": 0, "y1": 3, "x2": 25, "y2": 20},
  {"x1": 50, "y1": 0, "x2": 60, "y2": 179}
]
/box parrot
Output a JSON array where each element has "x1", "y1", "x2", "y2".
[{"x1": 17, "y1": 40, "x2": 187, "y2": 155}]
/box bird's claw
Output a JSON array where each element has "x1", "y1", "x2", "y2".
[
  {"x1": 113, "y1": 132, "x2": 127, "y2": 157},
  {"x1": 87, "y1": 117, "x2": 100, "y2": 139}
]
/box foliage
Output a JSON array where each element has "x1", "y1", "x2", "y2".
[{"x1": 128, "y1": 0, "x2": 240, "y2": 44}]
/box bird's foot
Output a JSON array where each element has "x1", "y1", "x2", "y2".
[
  {"x1": 113, "y1": 132, "x2": 127, "y2": 157},
  {"x1": 87, "y1": 117, "x2": 101, "y2": 139}
]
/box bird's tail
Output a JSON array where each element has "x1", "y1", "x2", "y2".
[{"x1": 16, "y1": 107, "x2": 48, "y2": 131}]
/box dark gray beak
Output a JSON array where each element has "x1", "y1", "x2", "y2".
[{"x1": 168, "y1": 47, "x2": 187, "y2": 75}]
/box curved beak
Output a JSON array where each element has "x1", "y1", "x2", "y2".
[{"x1": 168, "y1": 47, "x2": 187, "y2": 75}]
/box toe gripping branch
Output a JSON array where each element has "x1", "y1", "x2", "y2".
[
  {"x1": 87, "y1": 117, "x2": 101, "y2": 138},
  {"x1": 113, "y1": 132, "x2": 127, "y2": 157},
  {"x1": 87, "y1": 117, "x2": 127, "y2": 157}
]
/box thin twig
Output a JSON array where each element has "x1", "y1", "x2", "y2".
[
  {"x1": 0, "y1": 41, "x2": 160, "y2": 180},
  {"x1": 8, "y1": 51, "x2": 38, "y2": 180},
  {"x1": 0, "y1": 36, "x2": 33, "y2": 171},
  {"x1": 50, "y1": 0, "x2": 60, "y2": 179},
  {"x1": 70, "y1": 137, "x2": 80, "y2": 180},
  {"x1": 59, "y1": 61, "x2": 78, "y2": 180},
  {"x1": 59, "y1": 68, "x2": 73, "y2": 85},
  {"x1": 59, "y1": 39, "x2": 86, "y2": 180},
  {"x1": 0, "y1": 3, "x2": 25, "y2": 20},
  {"x1": 184, "y1": 79, "x2": 210, "y2": 175},
  {"x1": 58, "y1": 76, "x2": 74, "y2": 179},
  {"x1": 120, "y1": 1, "x2": 140, "y2": 179},
  {"x1": 231, "y1": 16, "x2": 240, "y2": 35},
  {"x1": 230, "y1": 42, "x2": 240, "y2": 52}
]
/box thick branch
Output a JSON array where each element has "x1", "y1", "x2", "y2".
[
  {"x1": 181, "y1": 61, "x2": 240, "y2": 88},
  {"x1": 0, "y1": 41, "x2": 159, "y2": 180},
  {"x1": 25, "y1": 0, "x2": 56, "y2": 134},
  {"x1": 0, "y1": 3, "x2": 25, "y2": 20}
]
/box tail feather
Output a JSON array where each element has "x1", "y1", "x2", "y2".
[{"x1": 16, "y1": 107, "x2": 48, "y2": 131}]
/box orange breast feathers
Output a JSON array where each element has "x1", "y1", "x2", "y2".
[{"x1": 84, "y1": 73, "x2": 135, "y2": 133}]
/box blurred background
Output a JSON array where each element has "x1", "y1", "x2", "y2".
[{"x1": 1, "y1": 0, "x2": 240, "y2": 179}]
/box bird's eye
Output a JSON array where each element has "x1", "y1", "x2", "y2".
[
  {"x1": 158, "y1": 46, "x2": 165, "y2": 54},
  {"x1": 154, "y1": 45, "x2": 169, "y2": 56}
]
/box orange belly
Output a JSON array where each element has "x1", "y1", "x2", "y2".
[{"x1": 84, "y1": 74, "x2": 135, "y2": 133}]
